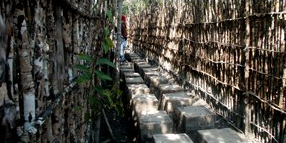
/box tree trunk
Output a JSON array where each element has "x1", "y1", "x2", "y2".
[
  {"x1": 90, "y1": 116, "x2": 101, "y2": 143},
  {"x1": 41, "y1": 116, "x2": 55, "y2": 142},
  {"x1": 16, "y1": 1, "x2": 37, "y2": 137},
  {"x1": 0, "y1": 14, "x2": 9, "y2": 106},
  {"x1": 115, "y1": 0, "x2": 122, "y2": 85}
]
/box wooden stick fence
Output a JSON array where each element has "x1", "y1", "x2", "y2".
[{"x1": 130, "y1": 0, "x2": 286, "y2": 142}]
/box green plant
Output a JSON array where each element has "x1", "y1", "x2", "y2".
[{"x1": 74, "y1": 9, "x2": 123, "y2": 120}]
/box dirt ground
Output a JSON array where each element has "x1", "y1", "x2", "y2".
[{"x1": 99, "y1": 109, "x2": 136, "y2": 143}]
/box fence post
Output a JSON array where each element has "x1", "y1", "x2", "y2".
[{"x1": 243, "y1": 0, "x2": 251, "y2": 136}]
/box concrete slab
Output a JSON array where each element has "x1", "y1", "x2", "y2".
[
  {"x1": 144, "y1": 71, "x2": 161, "y2": 79},
  {"x1": 138, "y1": 110, "x2": 173, "y2": 143},
  {"x1": 142, "y1": 67, "x2": 160, "y2": 73},
  {"x1": 159, "y1": 84, "x2": 184, "y2": 94},
  {"x1": 120, "y1": 62, "x2": 133, "y2": 69},
  {"x1": 126, "y1": 84, "x2": 150, "y2": 100},
  {"x1": 120, "y1": 68, "x2": 135, "y2": 73},
  {"x1": 134, "y1": 61, "x2": 147, "y2": 65},
  {"x1": 125, "y1": 84, "x2": 151, "y2": 113},
  {"x1": 133, "y1": 59, "x2": 147, "y2": 64},
  {"x1": 135, "y1": 63, "x2": 152, "y2": 73},
  {"x1": 120, "y1": 66, "x2": 133, "y2": 71},
  {"x1": 120, "y1": 69, "x2": 136, "y2": 86},
  {"x1": 160, "y1": 72, "x2": 174, "y2": 80},
  {"x1": 125, "y1": 53, "x2": 139, "y2": 59},
  {"x1": 147, "y1": 76, "x2": 169, "y2": 93},
  {"x1": 126, "y1": 53, "x2": 139, "y2": 57},
  {"x1": 191, "y1": 96, "x2": 209, "y2": 107},
  {"x1": 195, "y1": 128, "x2": 246, "y2": 143},
  {"x1": 131, "y1": 94, "x2": 159, "y2": 115},
  {"x1": 129, "y1": 55, "x2": 141, "y2": 60},
  {"x1": 129, "y1": 57, "x2": 142, "y2": 63},
  {"x1": 140, "y1": 67, "x2": 159, "y2": 77},
  {"x1": 149, "y1": 76, "x2": 169, "y2": 87},
  {"x1": 160, "y1": 92, "x2": 193, "y2": 116},
  {"x1": 125, "y1": 77, "x2": 144, "y2": 84},
  {"x1": 154, "y1": 84, "x2": 184, "y2": 99},
  {"x1": 122, "y1": 72, "x2": 141, "y2": 79},
  {"x1": 132, "y1": 58, "x2": 146, "y2": 63},
  {"x1": 175, "y1": 106, "x2": 216, "y2": 133},
  {"x1": 153, "y1": 133, "x2": 193, "y2": 143}
]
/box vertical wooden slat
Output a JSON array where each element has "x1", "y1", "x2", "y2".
[
  {"x1": 278, "y1": 1, "x2": 285, "y2": 109},
  {"x1": 129, "y1": 1, "x2": 286, "y2": 142},
  {"x1": 244, "y1": 0, "x2": 251, "y2": 136}
]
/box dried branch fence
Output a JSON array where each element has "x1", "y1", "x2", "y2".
[
  {"x1": 0, "y1": 0, "x2": 106, "y2": 142},
  {"x1": 131, "y1": 0, "x2": 286, "y2": 142}
]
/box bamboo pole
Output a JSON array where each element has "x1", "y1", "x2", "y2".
[
  {"x1": 115, "y1": 0, "x2": 122, "y2": 79},
  {"x1": 244, "y1": 0, "x2": 251, "y2": 136}
]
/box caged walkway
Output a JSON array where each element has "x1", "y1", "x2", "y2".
[{"x1": 119, "y1": 52, "x2": 255, "y2": 143}]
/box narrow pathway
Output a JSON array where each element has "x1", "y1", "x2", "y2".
[{"x1": 119, "y1": 52, "x2": 250, "y2": 143}]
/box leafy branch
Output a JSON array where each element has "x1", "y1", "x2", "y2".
[{"x1": 74, "y1": 9, "x2": 123, "y2": 120}]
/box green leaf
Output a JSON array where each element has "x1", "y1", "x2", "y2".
[
  {"x1": 89, "y1": 95, "x2": 99, "y2": 106},
  {"x1": 95, "y1": 70, "x2": 112, "y2": 81},
  {"x1": 74, "y1": 64, "x2": 89, "y2": 72},
  {"x1": 76, "y1": 73, "x2": 92, "y2": 83},
  {"x1": 105, "y1": 37, "x2": 114, "y2": 48},
  {"x1": 105, "y1": 27, "x2": 110, "y2": 36},
  {"x1": 103, "y1": 89, "x2": 113, "y2": 105},
  {"x1": 77, "y1": 53, "x2": 92, "y2": 62},
  {"x1": 93, "y1": 86, "x2": 104, "y2": 95},
  {"x1": 107, "y1": 9, "x2": 113, "y2": 23},
  {"x1": 73, "y1": 105, "x2": 83, "y2": 112},
  {"x1": 102, "y1": 42, "x2": 109, "y2": 54},
  {"x1": 116, "y1": 88, "x2": 123, "y2": 97},
  {"x1": 96, "y1": 58, "x2": 116, "y2": 68},
  {"x1": 84, "y1": 112, "x2": 90, "y2": 121}
]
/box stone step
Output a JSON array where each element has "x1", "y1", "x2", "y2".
[
  {"x1": 160, "y1": 92, "x2": 193, "y2": 117},
  {"x1": 125, "y1": 77, "x2": 145, "y2": 84},
  {"x1": 191, "y1": 96, "x2": 209, "y2": 107},
  {"x1": 120, "y1": 70, "x2": 136, "y2": 83},
  {"x1": 125, "y1": 52, "x2": 246, "y2": 143},
  {"x1": 152, "y1": 133, "x2": 194, "y2": 143},
  {"x1": 120, "y1": 68, "x2": 135, "y2": 73},
  {"x1": 143, "y1": 70, "x2": 161, "y2": 80},
  {"x1": 159, "y1": 84, "x2": 185, "y2": 94},
  {"x1": 122, "y1": 72, "x2": 141, "y2": 79},
  {"x1": 160, "y1": 72, "x2": 175, "y2": 82},
  {"x1": 126, "y1": 53, "x2": 139, "y2": 57},
  {"x1": 195, "y1": 128, "x2": 246, "y2": 143},
  {"x1": 174, "y1": 106, "x2": 216, "y2": 133},
  {"x1": 131, "y1": 94, "x2": 159, "y2": 116},
  {"x1": 125, "y1": 84, "x2": 151, "y2": 117},
  {"x1": 154, "y1": 84, "x2": 184, "y2": 99},
  {"x1": 126, "y1": 84, "x2": 150, "y2": 100},
  {"x1": 134, "y1": 62, "x2": 152, "y2": 73},
  {"x1": 140, "y1": 67, "x2": 160, "y2": 78},
  {"x1": 129, "y1": 56, "x2": 141, "y2": 61},
  {"x1": 138, "y1": 110, "x2": 173, "y2": 143},
  {"x1": 125, "y1": 53, "x2": 140, "y2": 59},
  {"x1": 120, "y1": 62, "x2": 133, "y2": 69},
  {"x1": 131, "y1": 58, "x2": 146, "y2": 63},
  {"x1": 146, "y1": 75, "x2": 169, "y2": 89}
]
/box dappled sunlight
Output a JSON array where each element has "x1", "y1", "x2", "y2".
[
  {"x1": 196, "y1": 128, "x2": 246, "y2": 143},
  {"x1": 130, "y1": 0, "x2": 286, "y2": 142},
  {"x1": 153, "y1": 133, "x2": 194, "y2": 143}
]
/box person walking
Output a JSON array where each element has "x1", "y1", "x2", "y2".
[{"x1": 120, "y1": 15, "x2": 127, "y2": 62}]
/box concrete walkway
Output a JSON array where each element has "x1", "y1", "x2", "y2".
[{"x1": 120, "y1": 53, "x2": 247, "y2": 143}]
